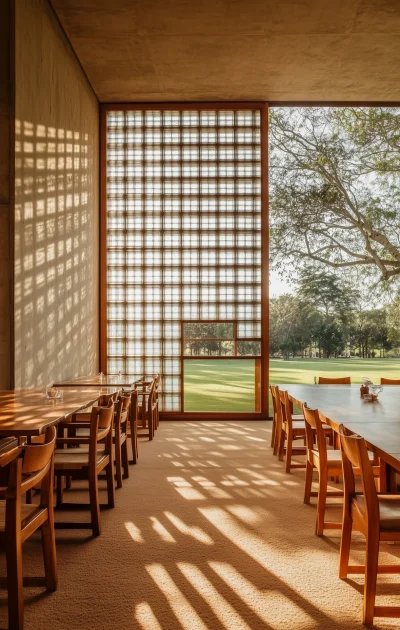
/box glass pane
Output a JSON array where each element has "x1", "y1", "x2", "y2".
[
  {"x1": 183, "y1": 322, "x2": 234, "y2": 339},
  {"x1": 184, "y1": 341, "x2": 234, "y2": 356},
  {"x1": 237, "y1": 341, "x2": 261, "y2": 356},
  {"x1": 184, "y1": 359, "x2": 256, "y2": 412}
]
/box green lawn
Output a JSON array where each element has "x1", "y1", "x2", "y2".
[
  {"x1": 184, "y1": 360, "x2": 256, "y2": 412},
  {"x1": 269, "y1": 357, "x2": 400, "y2": 386},
  {"x1": 184, "y1": 358, "x2": 400, "y2": 412}
]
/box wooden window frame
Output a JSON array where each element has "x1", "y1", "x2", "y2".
[{"x1": 100, "y1": 102, "x2": 269, "y2": 420}]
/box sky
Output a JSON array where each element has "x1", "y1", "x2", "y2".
[{"x1": 269, "y1": 269, "x2": 294, "y2": 298}]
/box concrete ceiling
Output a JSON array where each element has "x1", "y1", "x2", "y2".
[{"x1": 50, "y1": 0, "x2": 400, "y2": 103}]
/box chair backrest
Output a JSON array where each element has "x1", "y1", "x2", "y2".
[
  {"x1": 338, "y1": 424, "x2": 379, "y2": 528},
  {"x1": 6, "y1": 426, "x2": 56, "y2": 501},
  {"x1": 116, "y1": 394, "x2": 130, "y2": 433},
  {"x1": 99, "y1": 391, "x2": 118, "y2": 406},
  {"x1": 90, "y1": 401, "x2": 114, "y2": 444},
  {"x1": 278, "y1": 389, "x2": 292, "y2": 427},
  {"x1": 147, "y1": 380, "x2": 156, "y2": 414},
  {"x1": 303, "y1": 405, "x2": 328, "y2": 465},
  {"x1": 318, "y1": 376, "x2": 351, "y2": 384},
  {"x1": 270, "y1": 385, "x2": 279, "y2": 418},
  {"x1": 380, "y1": 377, "x2": 400, "y2": 385}
]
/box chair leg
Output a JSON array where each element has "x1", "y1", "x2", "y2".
[
  {"x1": 304, "y1": 461, "x2": 313, "y2": 504},
  {"x1": 122, "y1": 440, "x2": 129, "y2": 479},
  {"x1": 316, "y1": 471, "x2": 327, "y2": 536},
  {"x1": 130, "y1": 418, "x2": 138, "y2": 464},
  {"x1": 149, "y1": 413, "x2": 154, "y2": 441},
  {"x1": 106, "y1": 459, "x2": 115, "y2": 509},
  {"x1": 88, "y1": 471, "x2": 101, "y2": 537},
  {"x1": 278, "y1": 428, "x2": 285, "y2": 461},
  {"x1": 115, "y1": 438, "x2": 123, "y2": 489},
  {"x1": 363, "y1": 535, "x2": 380, "y2": 625},
  {"x1": 339, "y1": 511, "x2": 353, "y2": 579},
  {"x1": 285, "y1": 431, "x2": 292, "y2": 473},
  {"x1": 270, "y1": 416, "x2": 276, "y2": 448},
  {"x1": 6, "y1": 532, "x2": 24, "y2": 630},
  {"x1": 41, "y1": 520, "x2": 58, "y2": 591}
]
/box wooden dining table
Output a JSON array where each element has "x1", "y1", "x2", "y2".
[
  {"x1": 53, "y1": 374, "x2": 155, "y2": 389},
  {"x1": 0, "y1": 387, "x2": 120, "y2": 437},
  {"x1": 281, "y1": 384, "x2": 400, "y2": 485}
]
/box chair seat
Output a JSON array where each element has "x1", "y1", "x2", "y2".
[
  {"x1": 353, "y1": 494, "x2": 400, "y2": 531},
  {"x1": 0, "y1": 501, "x2": 41, "y2": 530},
  {"x1": 54, "y1": 448, "x2": 107, "y2": 469},
  {"x1": 291, "y1": 420, "x2": 306, "y2": 430},
  {"x1": 312, "y1": 449, "x2": 375, "y2": 463},
  {"x1": 292, "y1": 414, "x2": 304, "y2": 420}
]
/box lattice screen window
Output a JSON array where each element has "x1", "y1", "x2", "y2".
[{"x1": 106, "y1": 109, "x2": 262, "y2": 411}]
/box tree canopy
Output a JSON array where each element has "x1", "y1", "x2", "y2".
[{"x1": 269, "y1": 107, "x2": 400, "y2": 284}]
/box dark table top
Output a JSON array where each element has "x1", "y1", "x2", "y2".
[
  {"x1": 0, "y1": 387, "x2": 120, "y2": 436},
  {"x1": 280, "y1": 384, "x2": 400, "y2": 472}
]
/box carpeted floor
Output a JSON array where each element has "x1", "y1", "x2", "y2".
[{"x1": 2, "y1": 421, "x2": 400, "y2": 629}]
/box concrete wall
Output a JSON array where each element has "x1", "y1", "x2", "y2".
[
  {"x1": 14, "y1": 0, "x2": 99, "y2": 388},
  {"x1": 0, "y1": 0, "x2": 14, "y2": 389}
]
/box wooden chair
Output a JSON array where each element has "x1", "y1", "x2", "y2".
[
  {"x1": 304, "y1": 406, "x2": 380, "y2": 536},
  {"x1": 0, "y1": 426, "x2": 57, "y2": 630},
  {"x1": 303, "y1": 405, "x2": 345, "y2": 535},
  {"x1": 73, "y1": 391, "x2": 118, "y2": 423},
  {"x1": 153, "y1": 374, "x2": 161, "y2": 430},
  {"x1": 270, "y1": 384, "x2": 278, "y2": 449},
  {"x1": 338, "y1": 424, "x2": 400, "y2": 625},
  {"x1": 113, "y1": 394, "x2": 130, "y2": 488},
  {"x1": 318, "y1": 376, "x2": 351, "y2": 384},
  {"x1": 270, "y1": 385, "x2": 304, "y2": 457},
  {"x1": 277, "y1": 389, "x2": 307, "y2": 473},
  {"x1": 54, "y1": 401, "x2": 115, "y2": 536},
  {"x1": 75, "y1": 394, "x2": 130, "y2": 488},
  {"x1": 380, "y1": 377, "x2": 400, "y2": 385},
  {"x1": 277, "y1": 389, "x2": 334, "y2": 473},
  {"x1": 123, "y1": 389, "x2": 139, "y2": 464},
  {"x1": 137, "y1": 380, "x2": 156, "y2": 440}
]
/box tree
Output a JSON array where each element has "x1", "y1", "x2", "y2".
[
  {"x1": 269, "y1": 294, "x2": 318, "y2": 358},
  {"x1": 298, "y1": 267, "x2": 358, "y2": 322},
  {"x1": 336, "y1": 108, "x2": 400, "y2": 174},
  {"x1": 312, "y1": 321, "x2": 345, "y2": 359},
  {"x1": 269, "y1": 107, "x2": 400, "y2": 283},
  {"x1": 349, "y1": 308, "x2": 392, "y2": 358}
]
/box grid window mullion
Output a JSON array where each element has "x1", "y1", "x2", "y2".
[{"x1": 106, "y1": 108, "x2": 262, "y2": 411}]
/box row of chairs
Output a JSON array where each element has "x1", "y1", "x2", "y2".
[
  {"x1": 0, "y1": 375, "x2": 161, "y2": 629},
  {"x1": 317, "y1": 376, "x2": 400, "y2": 385},
  {"x1": 270, "y1": 380, "x2": 400, "y2": 625}
]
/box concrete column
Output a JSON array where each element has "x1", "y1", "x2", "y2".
[{"x1": 0, "y1": 0, "x2": 14, "y2": 389}]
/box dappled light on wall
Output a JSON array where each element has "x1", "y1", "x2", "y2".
[{"x1": 14, "y1": 119, "x2": 98, "y2": 387}]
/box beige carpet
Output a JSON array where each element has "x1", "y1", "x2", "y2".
[{"x1": 1, "y1": 421, "x2": 400, "y2": 630}]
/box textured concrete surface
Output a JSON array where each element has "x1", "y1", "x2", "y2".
[
  {"x1": 14, "y1": 0, "x2": 99, "y2": 388},
  {"x1": 50, "y1": 0, "x2": 400, "y2": 102}
]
